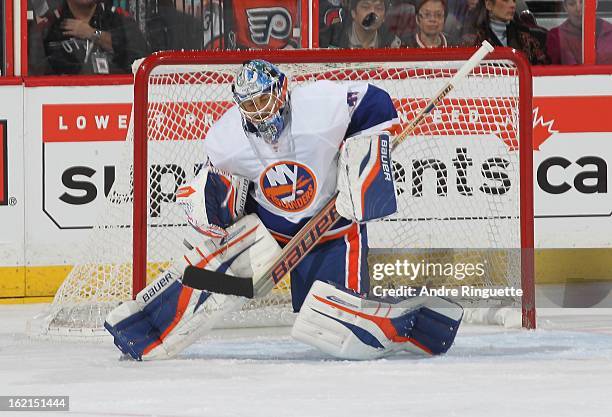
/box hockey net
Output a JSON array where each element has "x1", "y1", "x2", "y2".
[{"x1": 33, "y1": 48, "x2": 534, "y2": 339}]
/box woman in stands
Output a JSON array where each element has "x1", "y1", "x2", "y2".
[
  {"x1": 461, "y1": 0, "x2": 549, "y2": 64},
  {"x1": 547, "y1": 0, "x2": 612, "y2": 65},
  {"x1": 403, "y1": 0, "x2": 455, "y2": 47}
]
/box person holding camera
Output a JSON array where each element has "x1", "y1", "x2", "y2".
[
  {"x1": 39, "y1": 0, "x2": 147, "y2": 75},
  {"x1": 320, "y1": 0, "x2": 402, "y2": 48}
]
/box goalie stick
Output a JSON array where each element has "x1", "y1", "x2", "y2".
[{"x1": 183, "y1": 41, "x2": 495, "y2": 298}]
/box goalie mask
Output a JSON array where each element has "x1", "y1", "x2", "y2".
[{"x1": 232, "y1": 60, "x2": 290, "y2": 149}]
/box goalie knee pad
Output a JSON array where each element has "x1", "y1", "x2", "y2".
[
  {"x1": 291, "y1": 280, "x2": 463, "y2": 360},
  {"x1": 105, "y1": 214, "x2": 281, "y2": 360},
  {"x1": 335, "y1": 132, "x2": 397, "y2": 222}
]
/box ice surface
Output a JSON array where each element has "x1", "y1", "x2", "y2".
[{"x1": 1, "y1": 304, "x2": 611, "y2": 417}]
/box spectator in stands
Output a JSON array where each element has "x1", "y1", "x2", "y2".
[
  {"x1": 403, "y1": 0, "x2": 455, "y2": 47},
  {"x1": 445, "y1": 0, "x2": 479, "y2": 40},
  {"x1": 319, "y1": 0, "x2": 401, "y2": 48},
  {"x1": 547, "y1": 0, "x2": 612, "y2": 64},
  {"x1": 146, "y1": 0, "x2": 212, "y2": 52},
  {"x1": 445, "y1": 0, "x2": 528, "y2": 40},
  {"x1": 35, "y1": 0, "x2": 148, "y2": 74},
  {"x1": 385, "y1": 0, "x2": 418, "y2": 39},
  {"x1": 461, "y1": 0, "x2": 549, "y2": 65},
  {"x1": 319, "y1": 0, "x2": 346, "y2": 31}
]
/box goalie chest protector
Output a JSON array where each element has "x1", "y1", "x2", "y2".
[{"x1": 205, "y1": 80, "x2": 354, "y2": 224}]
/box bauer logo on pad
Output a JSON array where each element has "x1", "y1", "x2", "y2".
[
  {"x1": 260, "y1": 161, "x2": 317, "y2": 212},
  {"x1": 0, "y1": 121, "x2": 7, "y2": 205}
]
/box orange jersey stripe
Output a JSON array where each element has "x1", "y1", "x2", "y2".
[{"x1": 346, "y1": 224, "x2": 360, "y2": 291}]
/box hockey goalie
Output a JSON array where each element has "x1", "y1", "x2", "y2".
[{"x1": 104, "y1": 59, "x2": 463, "y2": 360}]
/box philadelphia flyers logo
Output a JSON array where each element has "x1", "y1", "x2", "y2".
[
  {"x1": 260, "y1": 161, "x2": 317, "y2": 212},
  {"x1": 246, "y1": 7, "x2": 292, "y2": 45}
]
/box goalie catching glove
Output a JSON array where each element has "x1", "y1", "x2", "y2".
[
  {"x1": 176, "y1": 165, "x2": 250, "y2": 238},
  {"x1": 292, "y1": 280, "x2": 463, "y2": 360},
  {"x1": 335, "y1": 132, "x2": 397, "y2": 223},
  {"x1": 104, "y1": 214, "x2": 281, "y2": 360}
]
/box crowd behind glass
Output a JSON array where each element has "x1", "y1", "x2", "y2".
[{"x1": 0, "y1": 0, "x2": 610, "y2": 75}]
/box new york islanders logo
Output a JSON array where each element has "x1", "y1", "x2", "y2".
[{"x1": 260, "y1": 161, "x2": 317, "y2": 212}]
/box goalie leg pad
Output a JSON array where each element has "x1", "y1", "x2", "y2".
[
  {"x1": 410, "y1": 300, "x2": 465, "y2": 355},
  {"x1": 291, "y1": 280, "x2": 463, "y2": 360},
  {"x1": 104, "y1": 214, "x2": 282, "y2": 360},
  {"x1": 104, "y1": 270, "x2": 245, "y2": 361},
  {"x1": 336, "y1": 132, "x2": 397, "y2": 222}
]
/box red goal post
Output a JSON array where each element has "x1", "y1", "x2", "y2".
[{"x1": 132, "y1": 47, "x2": 535, "y2": 329}]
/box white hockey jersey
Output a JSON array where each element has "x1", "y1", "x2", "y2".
[{"x1": 205, "y1": 80, "x2": 398, "y2": 236}]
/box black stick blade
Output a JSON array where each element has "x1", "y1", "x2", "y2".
[{"x1": 182, "y1": 266, "x2": 255, "y2": 298}]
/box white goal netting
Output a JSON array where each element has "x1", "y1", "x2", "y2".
[{"x1": 32, "y1": 49, "x2": 533, "y2": 339}]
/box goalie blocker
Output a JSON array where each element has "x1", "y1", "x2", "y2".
[{"x1": 335, "y1": 132, "x2": 397, "y2": 223}]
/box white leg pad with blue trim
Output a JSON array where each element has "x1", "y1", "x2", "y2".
[
  {"x1": 292, "y1": 280, "x2": 463, "y2": 360},
  {"x1": 104, "y1": 214, "x2": 282, "y2": 360}
]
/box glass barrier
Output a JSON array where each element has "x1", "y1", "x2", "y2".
[
  {"x1": 596, "y1": 0, "x2": 612, "y2": 63},
  {"x1": 545, "y1": 0, "x2": 585, "y2": 64},
  {"x1": 317, "y1": 0, "x2": 548, "y2": 61},
  {"x1": 528, "y1": 0, "x2": 612, "y2": 65},
  {"x1": 133, "y1": 0, "x2": 304, "y2": 51},
  {"x1": 27, "y1": 0, "x2": 304, "y2": 76},
  {"x1": 21, "y1": 0, "x2": 612, "y2": 75},
  {"x1": 319, "y1": 0, "x2": 404, "y2": 48},
  {"x1": 27, "y1": 0, "x2": 149, "y2": 75},
  {"x1": 1, "y1": 0, "x2": 5, "y2": 75},
  {"x1": 316, "y1": 0, "x2": 611, "y2": 66}
]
